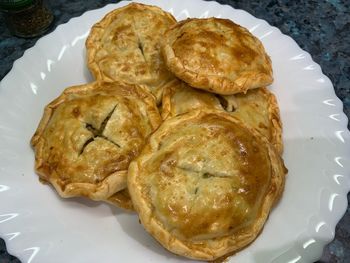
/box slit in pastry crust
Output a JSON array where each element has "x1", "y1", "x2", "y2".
[
  {"x1": 86, "y1": 3, "x2": 177, "y2": 102},
  {"x1": 128, "y1": 110, "x2": 287, "y2": 261},
  {"x1": 31, "y1": 81, "x2": 161, "y2": 201}
]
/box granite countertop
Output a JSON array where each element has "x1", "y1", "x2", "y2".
[{"x1": 0, "y1": 0, "x2": 349, "y2": 262}]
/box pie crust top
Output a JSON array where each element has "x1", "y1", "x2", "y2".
[
  {"x1": 86, "y1": 3, "x2": 177, "y2": 101},
  {"x1": 128, "y1": 110, "x2": 286, "y2": 260},
  {"x1": 162, "y1": 80, "x2": 283, "y2": 154},
  {"x1": 162, "y1": 18, "x2": 273, "y2": 95},
  {"x1": 31, "y1": 81, "x2": 161, "y2": 201}
]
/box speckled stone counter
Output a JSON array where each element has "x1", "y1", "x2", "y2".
[{"x1": 0, "y1": 0, "x2": 349, "y2": 262}]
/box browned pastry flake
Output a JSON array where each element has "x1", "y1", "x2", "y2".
[{"x1": 106, "y1": 189, "x2": 134, "y2": 211}]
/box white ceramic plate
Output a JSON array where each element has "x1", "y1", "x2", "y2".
[{"x1": 1, "y1": 0, "x2": 349, "y2": 262}]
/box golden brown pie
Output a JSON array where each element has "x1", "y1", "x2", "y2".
[
  {"x1": 86, "y1": 3, "x2": 177, "y2": 102},
  {"x1": 31, "y1": 81, "x2": 161, "y2": 201},
  {"x1": 128, "y1": 110, "x2": 287, "y2": 260},
  {"x1": 162, "y1": 18, "x2": 273, "y2": 95},
  {"x1": 162, "y1": 80, "x2": 283, "y2": 154}
]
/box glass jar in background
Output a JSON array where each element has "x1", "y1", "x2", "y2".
[{"x1": 0, "y1": 0, "x2": 54, "y2": 38}]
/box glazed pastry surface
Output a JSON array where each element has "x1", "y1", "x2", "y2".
[
  {"x1": 162, "y1": 18, "x2": 273, "y2": 95},
  {"x1": 86, "y1": 3, "x2": 177, "y2": 101},
  {"x1": 31, "y1": 81, "x2": 161, "y2": 201},
  {"x1": 162, "y1": 80, "x2": 283, "y2": 154},
  {"x1": 128, "y1": 110, "x2": 286, "y2": 260}
]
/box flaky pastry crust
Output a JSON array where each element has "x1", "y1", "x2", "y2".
[
  {"x1": 162, "y1": 18, "x2": 273, "y2": 95},
  {"x1": 86, "y1": 3, "x2": 177, "y2": 101},
  {"x1": 128, "y1": 110, "x2": 286, "y2": 261},
  {"x1": 162, "y1": 80, "x2": 283, "y2": 154},
  {"x1": 31, "y1": 81, "x2": 161, "y2": 201}
]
